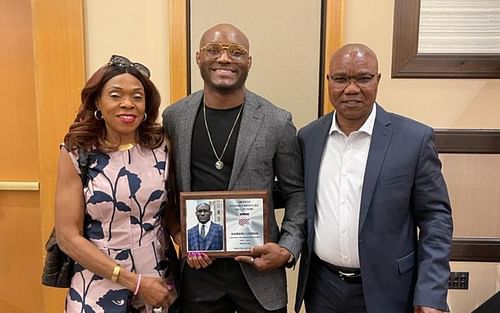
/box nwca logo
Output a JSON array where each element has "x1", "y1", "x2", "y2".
[{"x1": 238, "y1": 212, "x2": 250, "y2": 226}]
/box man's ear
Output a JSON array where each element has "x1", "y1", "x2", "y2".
[
  {"x1": 247, "y1": 56, "x2": 252, "y2": 69},
  {"x1": 196, "y1": 51, "x2": 200, "y2": 66},
  {"x1": 376, "y1": 73, "x2": 382, "y2": 87}
]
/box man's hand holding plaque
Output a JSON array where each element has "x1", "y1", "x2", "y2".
[{"x1": 234, "y1": 243, "x2": 292, "y2": 272}]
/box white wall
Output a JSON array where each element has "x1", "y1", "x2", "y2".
[
  {"x1": 84, "y1": 0, "x2": 170, "y2": 114},
  {"x1": 190, "y1": 0, "x2": 321, "y2": 129}
]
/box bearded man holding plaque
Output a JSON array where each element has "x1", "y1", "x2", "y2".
[{"x1": 162, "y1": 23, "x2": 306, "y2": 313}]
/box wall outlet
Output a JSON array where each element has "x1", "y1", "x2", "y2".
[{"x1": 448, "y1": 271, "x2": 469, "y2": 289}]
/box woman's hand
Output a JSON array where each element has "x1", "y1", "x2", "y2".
[
  {"x1": 185, "y1": 252, "x2": 213, "y2": 269},
  {"x1": 138, "y1": 276, "x2": 177, "y2": 308}
]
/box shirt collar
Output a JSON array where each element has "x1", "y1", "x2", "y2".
[
  {"x1": 329, "y1": 102, "x2": 377, "y2": 136},
  {"x1": 199, "y1": 221, "x2": 212, "y2": 230}
]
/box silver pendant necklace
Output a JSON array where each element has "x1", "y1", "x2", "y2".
[{"x1": 203, "y1": 99, "x2": 244, "y2": 170}]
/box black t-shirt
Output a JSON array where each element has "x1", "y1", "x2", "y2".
[{"x1": 191, "y1": 101, "x2": 243, "y2": 191}]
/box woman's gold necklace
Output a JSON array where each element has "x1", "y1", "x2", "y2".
[
  {"x1": 203, "y1": 100, "x2": 244, "y2": 170},
  {"x1": 118, "y1": 142, "x2": 135, "y2": 151}
]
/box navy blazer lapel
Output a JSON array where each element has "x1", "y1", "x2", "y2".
[
  {"x1": 359, "y1": 104, "x2": 392, "y2": 231},
  {"x1": 305, "y1": 113, "x2": 333, "y2": 252},
  {"x1": 228, "y1": 91, "x2": 263, "y2": 190},
  {"x1": 178, "y1": 91, "x2": 203, "y2": 192}
]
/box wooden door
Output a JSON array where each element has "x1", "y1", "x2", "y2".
[
  {"x1": 0, "y1": 0, "x2": 84, "y2": 312},
  {"x1": 0, "y1": 1, "x2": 44, "y2": 311}
]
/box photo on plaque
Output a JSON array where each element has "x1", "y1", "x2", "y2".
[
  {"x1": 180, "y1": 191, "x2": 269, "y2": 257},
  {"x1": 185, "y1": 199, "x2": 225, "y2": 253}
]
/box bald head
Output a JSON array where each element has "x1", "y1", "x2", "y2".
[
  {"x1": 200, "y1": 23, "x2": 250, "y2": 50},
  {"x1": 330, "y1": 43, "x2": 378, "y2": 73},
  {"x1": 196, "y1": 23, "x2": 252, "y2": 97}
]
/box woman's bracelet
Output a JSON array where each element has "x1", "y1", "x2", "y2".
[
  {"x1": 134, "y1": 274, "x2": 142, "y2": 296},
  {"x1": 111, "y1": 264, "x2": 121, "y2": 283}
]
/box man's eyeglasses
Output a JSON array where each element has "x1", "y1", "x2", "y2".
[
  {"x1": 328, "y1": 73, "x2": 377, "y2": 89},
  {"x1": 200, "y1": 43, "x2": 249, "y2": 61},
  {"x1": 108, "y1": 55, "x2": 151, "y2": 78}
]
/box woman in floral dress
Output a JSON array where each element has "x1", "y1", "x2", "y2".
[{"x1": 54, "y1": 55, "x2": 179, "y2": 313}]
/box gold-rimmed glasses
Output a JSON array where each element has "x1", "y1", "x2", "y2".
[
  {"x1": 108, "y1": 55, "x2": 151, "y2": 78},
  {"x1": 200, "y1": 42, "x2": 249, "y2": 61},
  {"x1": 328, "y1": 73, "x2": 378, "y2": 89}
]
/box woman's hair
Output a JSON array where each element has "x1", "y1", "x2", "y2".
[{"x1": 64, "y1": 61, "x2": 164, "y2": 151}]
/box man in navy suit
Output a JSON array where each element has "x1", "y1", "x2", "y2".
[
  {"x1": 188, "y1": 202, "x2": 223, "y2": 251},
  {"x1": 294, "y1": 43, "x2": 453, "y2": 313}
]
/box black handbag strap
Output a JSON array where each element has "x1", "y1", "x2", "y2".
[
  {"x1": 77, "y1": 149, "x2": 90, "y2": 185},
  {"x1": 163, "y1": 140, "x2": 181, "y2": 296},
  {"x1": 165, "y1": 141, "x2": 178, "y2": 215}
]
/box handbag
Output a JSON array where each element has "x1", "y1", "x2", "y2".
[
  {"x1": 41, "y1": 228, "x2": 74, "y2": 287},
  {"x1": 41, "y1": 150, "x2": 90, "y2": 288}
]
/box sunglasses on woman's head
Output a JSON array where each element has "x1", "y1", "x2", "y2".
[{"x1": 108, "y1": 55, "x2": 151, "y2": 78}]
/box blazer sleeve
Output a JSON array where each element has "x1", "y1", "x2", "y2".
[
  {"x1": 412, "y1": 128, "x2": 453, "y2": 310},
  {"x1": 274, "y1": 112, "x2": 306, "y2": 261},
  {"x1": 162, "y1": 106, "x2": 173, "y2": 139}
]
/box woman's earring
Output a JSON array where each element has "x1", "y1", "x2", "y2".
[
  {"x1": 143, "y1": 113, "x2": 148, "y2": 122},
  {"x1": 94, "y1": 110, "x2": 103, "y2": 120}
]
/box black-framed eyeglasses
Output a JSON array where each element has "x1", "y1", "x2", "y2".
[
  {"x1": 328, "y1": 73, "x2": 378, "y2": 89},
  {"x1": 200, "y1": 42, "x2": 249, "y2": 61},
  {"x1": 108, "y1": 55, "x2": 151, "y2": 78}
]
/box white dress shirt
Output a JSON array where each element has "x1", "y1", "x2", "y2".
[
  {"x1": 313, "y1": 104, "x2": 376, "y2": 268},
  {"x1": 199, "y1": 221, "x2": 212, "y2": 236}
]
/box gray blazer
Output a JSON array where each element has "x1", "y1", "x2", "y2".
[{"x1": 163, "y1": 89, "x2": 306, "y2": 310}]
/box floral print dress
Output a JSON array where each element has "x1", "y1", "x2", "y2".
[{"x1": 64, "y1": 144, "x2": 170, "y2": 313}]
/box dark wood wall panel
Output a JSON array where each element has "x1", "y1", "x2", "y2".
[{"x1": 435, "y1": 129, "x2": 500, "y2": 262}]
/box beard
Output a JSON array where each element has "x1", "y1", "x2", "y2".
[{"x1": 199, "y1": 66, "x2": 249, "y2": 94}]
